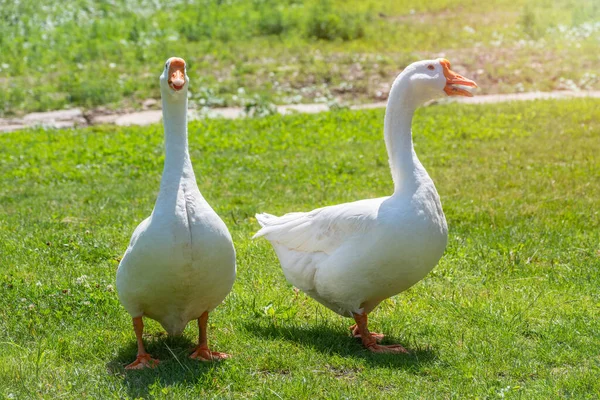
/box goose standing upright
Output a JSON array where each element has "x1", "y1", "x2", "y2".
[
  {"x1": 116, "y1": 57, "x2": 236, "y2": 369},
  {"x1": 254, "y1": 59, "x2": 476, "y2": 353}
]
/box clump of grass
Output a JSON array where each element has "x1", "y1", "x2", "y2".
[
  {"x1": 519, "y1": 6, "x2": 542, "y2": 39},
  {"x1": 241, "y1": 93, "x2": 277, "y2": 117},
  {"x1": 256, "y1": 1, "x2": 288, "y2": 36},
  {"x1": 305, "y1": 0, "x2": 366, "y2": 41}
]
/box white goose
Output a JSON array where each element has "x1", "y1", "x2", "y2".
[
  {"x1": 254, "y1": 59, "x2": 476, "y2": 353},
  {"x1": 116, "y1": 57, "x2": 236, "y2": 369}
]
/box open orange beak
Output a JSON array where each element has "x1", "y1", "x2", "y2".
[
  {"x1": 168, "y1": 57, "x2": 186, "y2": 91},
  {"x1": 440, "y1": 59, "x2": 477, "y2": 97}
]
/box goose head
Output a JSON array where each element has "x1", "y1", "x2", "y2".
[
  {"x1": 160, "y1": 57, "x2": 189, "y2": 97},
  {"x1": 394, "y1": 58, "x2": 477, "y2": 106}
]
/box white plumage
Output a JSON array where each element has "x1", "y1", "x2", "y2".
[
  {"x1": 255, "y1": 58, "x2": 477, "y2": 353},
  {"x1": 116, "y1": 57, "x2": 236, "y2": 369}
]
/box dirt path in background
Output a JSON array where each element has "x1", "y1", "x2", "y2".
[{"x1": 1, "y1": 90, "x2": 599, "y2": 134}]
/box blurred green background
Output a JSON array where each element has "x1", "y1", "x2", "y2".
[{"x1": 0, "y1": 0, "x2": 598, "y2": 116}]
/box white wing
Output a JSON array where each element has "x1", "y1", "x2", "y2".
[{"x1": 254, "y1": 197, "x2": 386, "y2": 255}]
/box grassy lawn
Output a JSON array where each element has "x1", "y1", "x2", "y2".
[
  {"x1": 1, "y1": 0, "x2": 599, "y2": 116},
  {"x1": 0, "y1": 98, "x2": 599, "y2": 398}
]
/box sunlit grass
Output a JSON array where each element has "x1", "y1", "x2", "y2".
[{"x1": 0, "y1": 99, "x2": 599, "y2": 398}]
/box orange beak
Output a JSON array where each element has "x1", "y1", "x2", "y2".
[
  {"x1": 168, "y1": 57, "x2": 186, "y2": 91},
  {"x1": 440, "y1": 59, "x2": 477, "y2": 97}
]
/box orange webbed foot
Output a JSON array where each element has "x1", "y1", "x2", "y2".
[
  {"x1": 352, "y1": 312, "x2": 408, "y2": 354},
  {"x1": 349, "y1": 324, "x2": 384, "y2": 342},
  {"x1": 365, "y1": 342, "x2": 409, "y2": 354},
  {"x1": 125, "y1": 353, "x2": 160, "y2": 370},
  {"x1": 189, "y1": 345, "x2": 231, "y2": 362}
]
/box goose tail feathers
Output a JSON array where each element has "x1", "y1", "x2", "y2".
[
  {"x1": 253, "y1": 212, "x2": 305, "y2": 239},
  {"x1": 253, "y1": 213, "x2": 276, "y2": 238}
]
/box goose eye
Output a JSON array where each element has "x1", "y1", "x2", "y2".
[{"x1": 427, "y1": 64, "x2": 435, "y2": 71}]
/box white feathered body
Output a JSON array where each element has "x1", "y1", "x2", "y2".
[
  {"x1": 116, "y1": 89, "x2": 235, "y2": 336},
  {"x1": 255, "y1": 179, "x2": 447, "y2": 317},
  {"x1": 117, "y1": 180, "x2": 235, "y2": 335}
]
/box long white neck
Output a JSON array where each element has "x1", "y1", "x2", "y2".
[
  {"x1": 384, "y1": 77, "x2": 431, "y2": 195},
  {"x1": 154, "y1": 91, "x2": 198, "y2": 207}
]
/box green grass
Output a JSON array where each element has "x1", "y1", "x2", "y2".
[
  {"x1": 1, "y1": 0, "x2": 599, "y2": 116},
  {"x1": 0, "y1": 98, "x2": 599, "y2": 398}
]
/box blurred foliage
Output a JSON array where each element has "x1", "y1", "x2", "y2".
[{"x1": 0, "y1": 0, "x2": 598, "y2": 115}]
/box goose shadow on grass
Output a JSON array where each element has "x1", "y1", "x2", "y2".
[
  {"x1": 107, "y1": 334, "x2": 224, "y2": 399},
  {"x1": 244, "y1": 320, "x2": 437, "y2": 370}
]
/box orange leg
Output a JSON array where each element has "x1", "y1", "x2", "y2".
[
  {"x1": 189, "y1": 312, "x2": 231, "y2": 361},
  {"x1": 352, "y1": 312, "x2": 408, "y2": 354},
  {"x1": 125, "y1": 316, "x2": 159, "y2": 370},
  {"x1": 349, "y1": 323, "x2": 385, "y2": 342}
]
